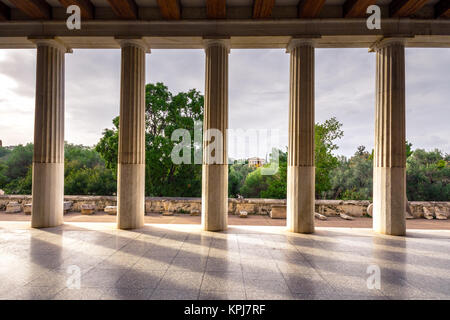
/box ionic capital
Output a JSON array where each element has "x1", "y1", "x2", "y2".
[
  {"x1": 369, "y1": 37, "x2": 409, "y2": 52},
  {"x1": 28, "y1": 37, "x2": 71, "y2": 53},
  {"x1": 286, "y1": 37, "x2": 319, "y2": 53},
  {"x1": 115, "y1": 37, "x2": 151, "y2": 53},
  {"x1": 203, "y1": 38, "x2": 231, "y2": 53}
]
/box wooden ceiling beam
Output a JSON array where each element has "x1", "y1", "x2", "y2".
[
  {"x1": 58, "y1": 0, "x2": 94, "y2": 19},
  {"x1": 0, "y1": 1, "x2": 10, "y2": 21},
  {"x1": 390, "y1": 0, "x2": 430, "y2": 17},
  {"x1": 8, "y1": 0, "x2": 50, "y2": 19},
  {"x1": 298, "y1": 0, "x2": 326, "y2": 18},
  {"x1": 343, "y1": 0, "x2": 377, "y2": 18},
  {"x1": 106, "y1": 0, "x2": 137, "y2": 20},
  {"x1": 435, "y1": 0, "x2": 450, "y2": 18},
  {"x1": 157, "y1": 0, "x2": 181, "y2": 20},
  {"x1": 206, "y1": 0, "x2": 226, "y2": 19},
  {"x1": 253, "y1": 0, "x2": 275, "y2": 19}
]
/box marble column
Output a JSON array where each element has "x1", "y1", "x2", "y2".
[
  {"x1": 373, "y1": 38, "x2": 406, "y2": 236},
  {"x1": 201, "y1": 39, "x2": 230, "y2": 232},
  {"x1": 31, "y1": 39, "x2": 67, "y2": 228},
  {"x1": 117, "y1": 39, "x2": 148, "y2": 230},
  {"x1": 286, "y1": 39, "x2": 315, "y2": 234}
]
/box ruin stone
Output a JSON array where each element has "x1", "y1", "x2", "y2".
[
  {"x1": 314, "y1": 212, "x2": 327, "y2": 220},
  {"x1": 24, "y1": 203, "x2": 32, "y2": 215},
  {"x1": 339, "y1": 213, "x2": 354, "y2": 220},
  {"x1": 270, "y1": 205, "x2": 286, "y2": 219},
  {"x1": 367, "y1": 203, "x2": 373, "y2": 217},
  {"x1": 423, "y1": 206, "x2": 434, "y2": 220},
  {"x1": 239, "y1": 211, "x2": 248, "y2": 218},
  {"x1": 190, "y1": 209, "x2": 200, "y2": 216},
  {"x1": 81, "y1": 204, "x2": 95, "y2": 215},
  {"x1": 104, "y1": 206, "x2": 117, "y2": 215},
  {"x1": 64, "y1": 201, "x2": 73, "y2": 213},
  {"x1": 405, "y1": 198, "x2": 414, "y2": 219},
  {"x1": 435, "y1": 207, "x2": 448, "y2": 220},
  {"x1": 6, "y1": 202, "x2": 21, "y2": 213}
]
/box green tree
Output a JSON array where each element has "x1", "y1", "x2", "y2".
[
  {"x1": 0, "y1": 146, "x2": 11, "y2": 159},
  {"x1": 0, "y1": 162, "x2": 7, "y2": 187},
  {"x1": 95, "y1": 117, "x2": 119, "y2": 170},
  {"x1": 406, "y1": 148, "x2": 450, "y2": 201},
  {"x1": 0, "y1": 144, "x2": 34, "y2": 194},
  {"x1": 228, "y1": 161, "x2": 255, "y2": 198},
  {"x1": 330, "y1": 146, "x2": 373, "y2": 200},
  {"x1": 65, "y1": 143, "x2": 105, "y2": 170},
  {"x1": 3, "y1": 144, "x2": 33, "y2": 182},
  {"x1": 96, "y1": 82, "x2": 204, "y2": 197},
  {"x1": 64, "y1": 143, "x2": 116, "y2": 195},
  {"x1": 239, "y1": 150, "x2": 287, "y2": 199},
  {"x1": 315, "y1": 117, "x2": 344, "y2": 198},
  {"x1": 240, "y1": 169, "x2": 269, "y2": 198},
  {"x1": 260, "y1": 150, "x2": 287, "y2": 199}
]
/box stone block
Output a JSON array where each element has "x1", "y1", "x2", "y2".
[
  {"x1": 435, "y1": 207, "x2": 448, "y2": 220},
  {"x1": 405, "y1": 200, "x2": 414, "y2": 219},
  {"x1": 339, "y1": 203, "x2": 365, "y2": 217},
  {"x1": 314, "y1": 212, "x2": 327, "y2": 220},
  {"x1": 239, "y1": 211, "x2": 248, "y2": 218},
  {"x1": 270, "y1": 205, "x2": 286, "y2": 219},
  {"x1": 6, "y1": 201, "x2": 21, "y2": 213},
  {"x1": 24, "y1": 203, "x2": 32, "y2": 215},
  {"x1": 339, "y1": 213, "x2": 354, "y2": 220},
  {"x1": 315, "y1": 203, "x2": 340, "y2": 217},
  {"x1": 104, "y1": 206, "x2": 117, "y2": 215},
  {"x1": 367, "y1": 203, "x2": 373, "y2": 217},
  {"x1": 423, "y1": 206, "x2": 434, "y2": 220},
  {"x1": 228, "y1": 202, "x2": 235, "y2": 215},
  {"x1": 81, "y1": 204, "x2": 95, "y2": 215},
  {"x1": 236, "y1": 203, "x2": 256, "y2": 214},
  {"x1": 64, "y1": 201, "x2": 73, "y2": 213},
  {"x1": 190, "y1": 209, "x2": 200, "y2": 216},
  {"x1": 410, "y1": 203, "x2": 425, "y2": 218}
]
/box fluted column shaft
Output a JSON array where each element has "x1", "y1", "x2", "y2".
[
  {"x1": 201, "y1": 39, "x2": 229, "y2": 231},
  {"x1": 286, "y1": 39, "x2": 315, "y2": 234},
  {"x1": 117, "y1": 40, "x2": 148, "y2": 230},
  {"x1": 373, "y1": 39, "x2": 406, "y2": 236},
  {"x1": 32, "y1": 40, "x2": 66, "y2": 228}
]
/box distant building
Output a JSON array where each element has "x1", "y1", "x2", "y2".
[{"x1": 248, "y1": 157, "x2": 265, "y2": 168}]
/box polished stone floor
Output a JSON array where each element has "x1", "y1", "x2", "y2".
[{"x1": 0, "y1": 222, "x2": 449, "y2": 300}]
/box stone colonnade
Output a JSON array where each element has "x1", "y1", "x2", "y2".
[{"x1": 30, "y1": 37, "x2": 407, "y2": 236}]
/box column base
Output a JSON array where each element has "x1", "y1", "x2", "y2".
[
  {"x1": 31, "y1": 162, "x2": 64, "y2": 228},
  {"x1": 373, "y1": 166, "x2": 406, "y2": 236},
  {"x1": 287, "y1": 165, "x2": 315, "y2": 234},
  {"x1": 117, "y1": 163, "x2": 145, "y2": 230},
  {"x1": 202, "y1": 164, "x2": 228, "y2": 231}
]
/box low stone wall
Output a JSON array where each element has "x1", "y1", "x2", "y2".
[{"x1": 0, "y1": 195, "x2": 448, "y2": 218}]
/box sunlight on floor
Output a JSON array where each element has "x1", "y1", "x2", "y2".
[{"x1": 0, "y1": 222, "x2": 449, "y2": 300}]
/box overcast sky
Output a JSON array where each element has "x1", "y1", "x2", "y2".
[{"x1": 0, "y1": 47, "x2": 449, "y2": 158}]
